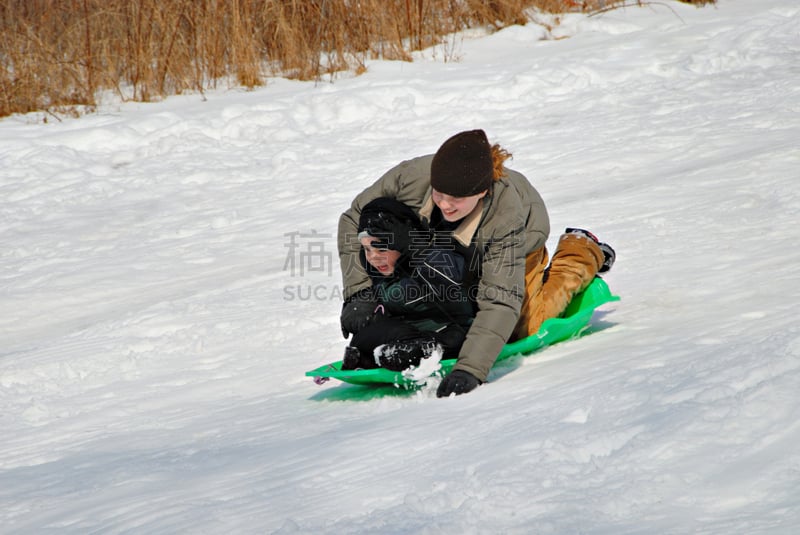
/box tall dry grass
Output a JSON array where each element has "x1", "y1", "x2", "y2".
[{"x1": 0, "y1": 0, "x2": 715, "y2": 118}]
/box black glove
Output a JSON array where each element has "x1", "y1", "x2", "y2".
[
  {"x1": 340, "y1": 287, "x2": 377, "y2": 338},
  {"x1": 436, "y1": 369, "x2": 482, "y2": 398}
]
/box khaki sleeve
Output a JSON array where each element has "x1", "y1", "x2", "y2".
[
  {"x1": 453, "y1": 217, "x2": 527, "y2": 382},
  {"x1": 337, "y1": 179, "x2": 400, "y2": 300},
  {"x1": 337, "y1": 156, "x2": 432, "y2": 299}
]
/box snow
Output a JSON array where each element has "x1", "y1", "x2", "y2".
[{"x1": 1, "y1": 0, "x2": 799, "y2": 532}]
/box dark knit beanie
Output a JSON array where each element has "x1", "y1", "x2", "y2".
[
  {"x1": 430, "y1": 129, "x2": 493, "y2": 197},
  {"x1": 357, "y1": 197, "x2": 421, "y2": 250}
]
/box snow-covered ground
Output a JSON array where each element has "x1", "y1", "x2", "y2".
[{"x1": 2, "y1": 0, "x2": 799, "y2": 532}]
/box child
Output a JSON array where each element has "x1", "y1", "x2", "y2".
[{"x1": 340, "y1": 197, "x2": 473, "y2": 371}]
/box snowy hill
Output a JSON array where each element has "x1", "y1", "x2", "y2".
[{"x1": 1, "y1": 0, "x2": 799, "y2": 533}]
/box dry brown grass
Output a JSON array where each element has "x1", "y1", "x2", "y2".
[{"x1": 0, "y1": 0, "x2": 716, "y2": 119}]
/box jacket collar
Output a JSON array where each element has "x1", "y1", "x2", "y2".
[{"x1": 419, "y1": 192, "x2": 485, "y2": 247}]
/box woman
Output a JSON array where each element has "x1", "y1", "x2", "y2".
[{"x1": 338, "y1": 130, "x2": 615, "y2": 396}]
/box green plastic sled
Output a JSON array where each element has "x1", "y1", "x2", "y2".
[{"x1": 306, "y1": 277, "x2": 619, "y2": 388}]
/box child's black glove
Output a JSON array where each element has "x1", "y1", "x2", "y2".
[{"x1": 340, "y1": 287, "x2": 377, "y2": 338}]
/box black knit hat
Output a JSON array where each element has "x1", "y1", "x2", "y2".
[
  {"x1": 430, "y1": 129, "x2": 493, "y2": 197},
  {"x1": 357, "y1": 197, "x2": 421, "y2": 251}
]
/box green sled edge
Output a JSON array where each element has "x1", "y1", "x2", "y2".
[{"x1": 306, "y1": 277, "x2": 620, "y2": 388}]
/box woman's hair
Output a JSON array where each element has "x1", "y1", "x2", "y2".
[{"x1": 490, "y1": 144, "x2": 512, "y2": 180}]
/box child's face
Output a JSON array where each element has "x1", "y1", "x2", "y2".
[{"x1": 360, "y1": 236, "x2": 401, "y2": 276}]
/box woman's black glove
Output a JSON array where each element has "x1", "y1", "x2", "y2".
[
  {"x1": 340, "y1": 287, "x2": 378, "y2": 338},
  {"x1": 436, "y1": 369, "x2": 482, "y2": 398}
]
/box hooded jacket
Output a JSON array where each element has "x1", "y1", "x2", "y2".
[
  {"x1": 357, "y1": 197, "x2": 473, "y2": 334},
  {"x1": 338, "y1": 154, "x2": 550, "y2": 381}
]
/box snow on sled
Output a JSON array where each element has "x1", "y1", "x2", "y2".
[{"x1": 306, "y1": 277, "x2": 619, "y2": 388}]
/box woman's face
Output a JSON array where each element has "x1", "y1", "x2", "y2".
[
  {"x1": 360, "y1": 236, "x2": 401, "y2": 276},
  {"x1": 431, "y1": 189, "x2": 488, "y2": 222}
]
